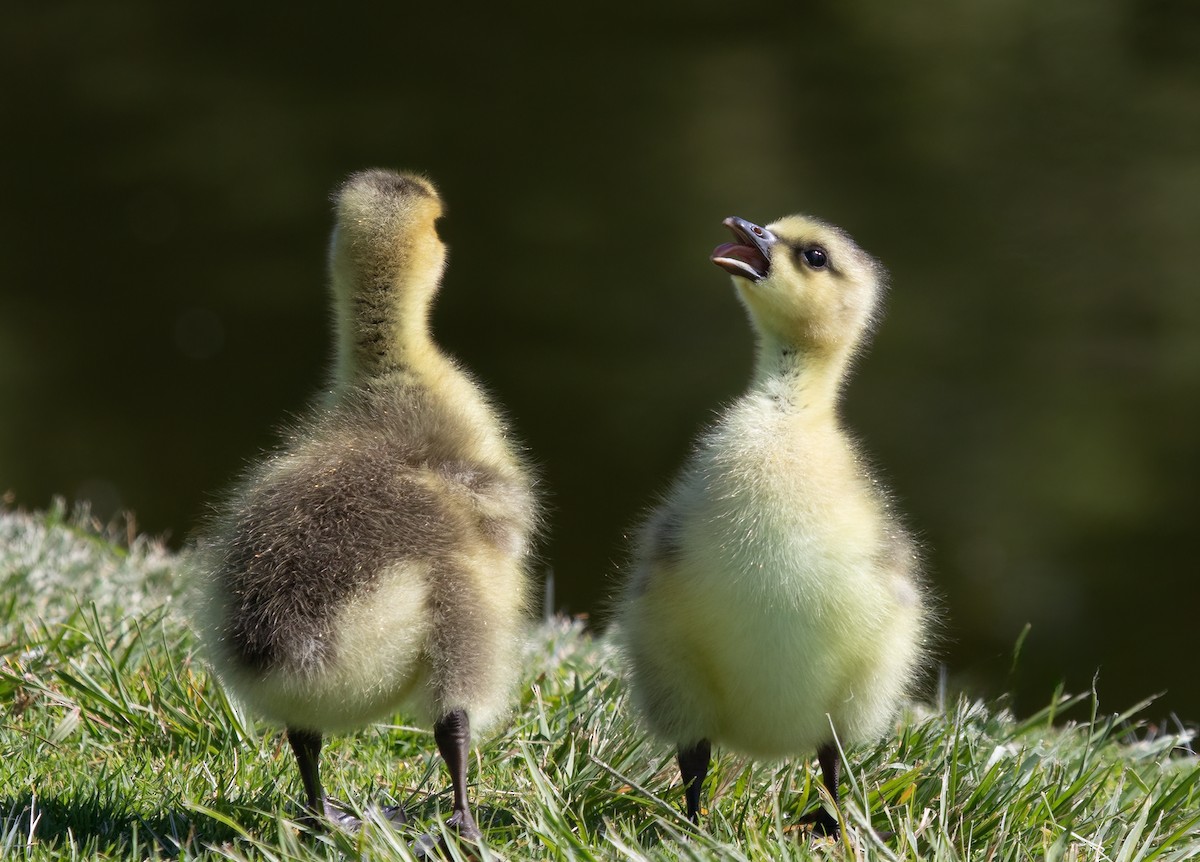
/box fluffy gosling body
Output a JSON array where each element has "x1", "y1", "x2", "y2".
[
  {"x1": 194, "y1": 170, "x2": 537, "y2": 839},
  {"x1": 616, "y1": 214, "x2": 928, "y2": 835}
]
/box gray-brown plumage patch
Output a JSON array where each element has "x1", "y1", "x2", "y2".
[
  {"x1": 435, "y1": 460, "x2": 533, "y2": 558},
  {"x1": 339, "y1": 170, "x2": 433, "y2": 202},
  {"x1": 210, "y1": 443, "x2": 454, "y2": 674},
  {"x1": 353, "y1": 274, "x2": 400, "y2": 365},
  {"x1": 647, "y1": 509, "x2": 685, "y2": 569},
  {"x1": 202, "y1": 384, "x2": 534, "y2": 677},
  {"x1": 422, "y1": 558, "x2": 490, "y2": 711}
]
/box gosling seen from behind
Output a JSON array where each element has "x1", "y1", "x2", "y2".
[
  {"x1": 195, "y1": 170, "x2": 536, "y2": 840},
  {"x1": 617, "y1": 213, "x2": 928, "y2": 836}
]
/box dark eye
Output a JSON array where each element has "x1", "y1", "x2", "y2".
[{"x1": 802, "y1": 247, "x2": 828, "y2": 269}]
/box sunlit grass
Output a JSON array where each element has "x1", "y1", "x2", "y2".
[{"x1": 2, "y1": 503, "x2": 1197, "y2": 860}]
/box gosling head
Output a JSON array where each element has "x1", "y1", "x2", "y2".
[
  {"x1": 327, "y1": 169, "x2": 447, "y2": 383},
  {"x1": 712, "y1": 214, "x2": 885, "y2": 361}
]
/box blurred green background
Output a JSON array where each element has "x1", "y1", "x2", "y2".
[{"x1": 3, "y1": 4, "x2": 1198, "y2": 722}]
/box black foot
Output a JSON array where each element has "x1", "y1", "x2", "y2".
[
  {"x1": 295, "y1": 797, "x2": 362, "y2": 833},
  {"x1": 446, "y1": 808, "x2": 482, "y2": 841},
  {"x1": 411, "y1": 831, "x2": 442, "y2": 859},
  {"x1": 302, "y1": 800, "x2": 482, "y2": 858},
  {"x1": 797, "y1": 806, "x2": 839, "y2": 838},
  {"x1": 407, "y1": 810, "x2": 484, "y2": 860},
  {"x1": 380, "y1": 804, "x2": 409, "y2": 827}
]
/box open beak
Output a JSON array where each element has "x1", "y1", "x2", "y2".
[{"x1": 711, "y1": 217, "x2": 776, "y2": 281}]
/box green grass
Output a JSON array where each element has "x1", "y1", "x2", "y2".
[{"x1": 2, "y1": 502, "x2": 1198, "y2": 860}]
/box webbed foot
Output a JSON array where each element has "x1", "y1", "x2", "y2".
[
  {"x1": 407, "y1": 811, "x2": 483, "y2": 860},
  {"x1": 797, "y1": 806, "x2": 839, "y2": 838},
  {"x1": 445, "y1": 808, "x2": 482, "y2": 841},
  {"x1": 295, "y1": 797, "x2": 362, "y2": 833},
  {"x1": 379, "y1": 804, "x2": 409, "y2": 827}
]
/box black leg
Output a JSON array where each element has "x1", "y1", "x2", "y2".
[
  {"x1": 798, "y1": 741, "x2": 841, "y2": 837},
  {"x1": 676, "y1": 739, "x2": 711, "y2": 824},
  {"x1": 287, "y1": 727, "x2": 325, "y2": 818},
  {"x1": 287, "y1": 727, "x2": 360, "y2": 831},
  {"x1": 434, "y1": 709, "x2": 481, "y2": 840}
]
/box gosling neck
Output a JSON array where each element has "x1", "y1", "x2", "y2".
[
  {"x1": 329, "y1": 274, "x2": 441, "y2": 392},
  {"x1": 749, "y1": 330, "x2": 850, "y2": 417}
]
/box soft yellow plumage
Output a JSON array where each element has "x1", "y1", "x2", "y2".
[{"x1": 616, "y1": 213, "x2": 929, "y2": 835}]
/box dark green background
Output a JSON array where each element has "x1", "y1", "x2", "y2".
[{"x1": 4, "y1": 4, "x2": 1198, "y2": 721}]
